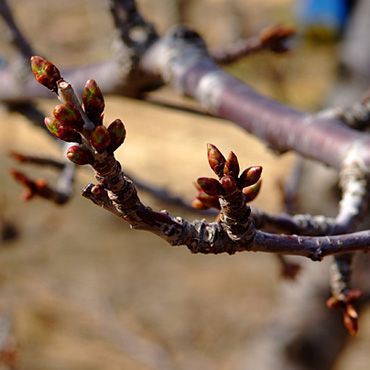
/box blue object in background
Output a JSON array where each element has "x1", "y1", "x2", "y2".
[{"x1": 296, "y1": 0, "x2": 351, "y2": 35}]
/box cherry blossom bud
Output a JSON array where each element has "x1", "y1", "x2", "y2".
[
  {"x1": 82, "y1": 79, "x2": 105, "y2": 125},
  {"x1": 31, "y1": 56, "x2": 61, "y2": 91},
  {"x1": 90, "y1": 125, "x2": 111, "y2": 152},
  {"x1": 66, "y1": 145, "x2": 94, "y2": 165},
  {"x1": 108, "y1": 119, "x2": 126, "y2": 152},
  {"x1": 224, "y1": 151, "x2": 239, "y2": 178},
  {"x1": 53, "y1": 103, "x2": 83, "y2": 130},
  {"x1": 207, "y1": 143, "x2": 226, "y2": 177},
  {"x1": 197, "y1": 177, "x2": 224, "y2": 196},
  {"x1": 238, "y1": 166, "x2": 263, "y2": 188},
  {"x1": 243, "y1": 179, "x2": 262, "y2": 202}
]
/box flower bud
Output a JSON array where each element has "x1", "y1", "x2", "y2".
[
  {"x1": 57, "y1": 127, "x2": 82, "y2": 143},
  {"x1": 243, "y1": 179, "x2": 262, "y2": 202},
  {"x1": 31, "y1": 56, "x2": 61, "y2": 91},
  {"x1": 90, "y1": 125, "x2": 111, "y2": 152},
  {"x1": 53, "y1": 103, "x2": 83, "y2": 130},
  {"x1": 82, "y1": 79, "x2": 105, "y2": 125},
  {"x1": 108, "y1": 119, "x2": 126, "y2": 152},
  {"x1": 207, "y1": 143, "x2": 226, "y2": 177},
  {"x1": 238, "y1": 166, "x2": 262, "y2": 188},
  {"x1": 197, "y1": 177, "x2": 224, "y2": 196},
  {"x1": 224, "y1": 151, "x2": 239, "y2": 178},
  {"x1": 221, "y1": 175, "x2": 237, "y2": 193},
  {"x1": 66, "y1": 145, "x2": 94, "y2": 165}
]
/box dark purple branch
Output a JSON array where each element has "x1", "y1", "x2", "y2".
[{"x1": 142, "y1": 26, "x2": 370, "y2": 170}]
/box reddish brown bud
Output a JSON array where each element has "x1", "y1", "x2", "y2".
[
  {"x1": 221, "y1": 175, "x2": 237, "y2": 193},
  {"x1": 31, "y1": 56, "x2": 61, "y2": 91},
  {"x1": 90, "y1": 125, "x2": 111, "y2": 152},
  {"x1": 207, "y1": 143, "x2": 226, "y2": 177},
  {"x1": 238, "y1": 166, "x2": 263, "y2": 188},
  {"x1": 343, "y1": 304, "x2": 358, "y2": 336},
  {"x1": 57, "y1": 126, "x2": 82, "y2": 143},
  {"x1": 82, "y1": 79, "x2": 105, "y2": 124},
  {"x1": 66, "y1": 145, "x2": 94, "y2": 165},
  {"x1": 243, "y1": 179, "x2": 262, "y2": 202},
  {"x1": 224, "y1": 151, "x2": 239, "y2": 178},
  {"x1": 107, "y1": 119, "x2": 126, "y2": 152},
  {"x1": 53, "y1": 103, "x2": 83, "y2": 130},
  {"x1": 197, "y1": 177, "x2": 224, "y2": 196},
  {"x1": 260, "y1": 25, "x2": 295, "y2": 53}
]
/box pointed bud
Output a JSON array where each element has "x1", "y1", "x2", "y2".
[
  {"x1": 90, "y1": 125, "x2": 111, "y2": 152},
  {"x1": 53, "y1": 103, "x2": 83, "y2": 130},
  {"x1": 108, "y1": 119, "x2": 126, "y2": 152},
  {"x1": 243, "y1": 179, "x2": 262, "y2": 202},
  {"x1": 66, "y1": 145, "x2": 94, "y2": 165},
  {"x1": 31, "y1": 56, "x2": 61, "y2": 91},
  {"x1": 197, "y1": 177, "x2": 224, "y2": 196},
  {"x1": 207, "y1": 143, "x2": 226, "y2": 177},
  {"x1": 221, "y1": 175, "x2": 237, "y2": 193},
  {"x1": 238, "y1": 166, "x2": 263, "y2": 188},
  {"x1": 82, "y1": 79, "x2": 105, "y2": 124},
  {"x1": 224, "y1": 151, "x2": 239, "y2": 178}
]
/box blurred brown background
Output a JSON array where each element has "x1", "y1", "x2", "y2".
[{"x1": 0, "y1": 1, "x2": 369, "y2": 369}]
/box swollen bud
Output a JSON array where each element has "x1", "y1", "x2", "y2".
[
  {"x1": 243, "y1": 179, "x2": 262, "y2": 202},
  {"x1": 53, "y1": 103, "x2": 84, "y2": 130},
  {"x1": 82, "y1": 79, "x2": 105, "y2": 125},
  {"x1": 31, "y1": 56, "x2": 61, "y2": 91},
  {"x1": 107, "y1": 119, "x2": 126, "y2": 152},
  {"x1": 66, "y1": 145, "x2": 94, "y2": 165},
  {"x1": 221, "y1": 175, "x2": 237, "y2": 193},
  {"x1": 57, "y1": 127, "x2": 82, "y2": 143},
  {"x1": 197, "y1": 177, "x2": 224, "y2": 196},
  {"x1": 224, "y1": 151, "x2": 240, "y2": 178},
  {"x1": 90, "y1": 125, "x2": 111, "y2": 152},
  {"x1": 207, "y1": 143, "x2": 226, "y2": 178},
  {"x1": 238, "y1": 166, "x2": 263, "y2": 188}
]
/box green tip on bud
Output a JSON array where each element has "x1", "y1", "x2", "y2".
[
  {"x1": 242, "y1": 179, "x2": 262, "y2": 202},
  {"x1": 44, "y1": 116, "x2": 61, "y2": 136},
  {"x1": 90, "y1": 125, "x2": 111, "y2": 152},
  {"x1": 82, "y1": 79, "x2": 105, "y2": 125},
  {"x1": 107, "y1": 119, "x2": 126, "y2": 152},
  {"x1": 66, "y1": 145, "x2": 94, "y2": 165},
  {"x1": 238, "y1": 166, "x2": 262, "y2": 188},
  {"x1": 224, "y1": 151, "x2": 239, "y2": 178},
  {"x1": 197, "y1": 177, "x2": 224, "y2": 196},
  {"x1": 44, "y1": 117, "x2": 81, "y2": 143},
  {"x1": 207, "y1": 143, "x2": 226, "y2": 178},
  {"x1": 31, "y1": 56, "x2": 61, "y2": 91},
  {"x1": 53, "y1": 103, "x2": 83, "y2": 130}
]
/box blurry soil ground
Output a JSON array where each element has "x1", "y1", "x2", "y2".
[{"x1": 0, "y1": 1, "x2": 369, "y2": 370}]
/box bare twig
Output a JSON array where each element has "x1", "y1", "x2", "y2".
[{"x1": 210, "y1": 25, "x2": 295, "y2": 65}]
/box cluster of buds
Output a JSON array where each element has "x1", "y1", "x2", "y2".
[
  {"x1": 31, "y1": 56, "x2": 126, "y2": 165},
  {"x1": 326, "y1": 288, "x2": 362, "y2": 336},
  {"x1": 192, "y1": 144, "x2": 262, "y2": 210}
]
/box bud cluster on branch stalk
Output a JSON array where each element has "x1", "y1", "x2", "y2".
[
  {"x1": 25, "y1": 55, "x2": 370, "y2": 337},
  {"x1": 31, "y1": 57, "x2": 127, "y2": 165}
]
